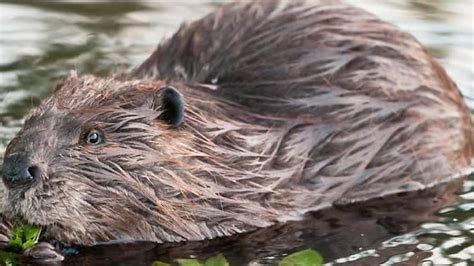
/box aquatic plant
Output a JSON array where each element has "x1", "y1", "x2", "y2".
[
  {"x1": 152, "y1": 249, "x2": 323, "y2": 266},
  {"x1": 8, "y1": 224, "x2": 41, "y2": 252}
]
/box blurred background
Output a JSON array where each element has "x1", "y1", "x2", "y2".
[{"x1": 0, "y1": 0, "x2": 472, "y2": 265}]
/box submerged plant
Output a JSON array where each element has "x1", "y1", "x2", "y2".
[
  {"x1": 176, "y1": 254, "x2": 229, "y2": 266},
  {"x1": 279, "y1": 249, "x2": 323, "y2": 266},
  {"x1": 152, "y1": 249, "x2": 323, "y2": 266}
]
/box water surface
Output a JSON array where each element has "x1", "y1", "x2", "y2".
[{"x1": 0, "y1": 0, "x2": 472, "y2": 265}]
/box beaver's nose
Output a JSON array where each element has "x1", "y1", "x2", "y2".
[{"x1": 2, "y1": 153, "x2": 39, "y2": 187}]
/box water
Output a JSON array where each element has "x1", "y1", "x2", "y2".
[{"x1": 0, "y1": 0, "x2": 472, "y2": 265}]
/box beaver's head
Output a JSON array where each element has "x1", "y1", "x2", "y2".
[{"x1": 1, "y1": 72, "x2": 194, "y2": 245}]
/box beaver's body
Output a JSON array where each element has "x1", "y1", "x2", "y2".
[{"x1": 1, "y1": 0, "x2": 473, "y2": 245}]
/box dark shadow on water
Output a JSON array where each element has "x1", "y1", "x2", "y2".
[{"x1": 55, "y1": 179, "x2": 464, "y2": 265}]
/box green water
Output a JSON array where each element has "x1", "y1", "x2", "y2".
[{"x1": 0, "y1": 0, "x2": 472, "y2": 265}]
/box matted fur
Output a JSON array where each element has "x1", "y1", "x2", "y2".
[{"x1": 2, "y1": 0, "x2": 473, "y2": 245}]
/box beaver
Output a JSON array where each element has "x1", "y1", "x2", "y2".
[{"x1": 1, "y1": 0, "x2": 473, "y2": 248}]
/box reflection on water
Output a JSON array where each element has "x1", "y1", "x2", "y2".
[{"x1": 0, "y1": 0, "x2": 473, "y2": 265}]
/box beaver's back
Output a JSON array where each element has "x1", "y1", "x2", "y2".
[{"x1": 135, "y1": 0, "x2": 473, "y2": 206}]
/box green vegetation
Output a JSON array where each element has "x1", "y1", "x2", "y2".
[
  {"x1": 176, "y1": 254, "x2": 228, "y2": 266},
  {"x1": 152, "y1": 254, "x2": 228, "y2": 266},
  {"x1": 0, "y1": 224, "x2": 41, "y2": 265},
  {"x1": 279, "y1": 249, "x2": 323, "y2": 266},
  {"x1": 7, "y1": 224, "x2": 41, "y2": 252},
  {"x1": 0, "y1": 250, "x2": 17, "y2": 266},
  {"x1": 152, "y1": 249, "x2": 323, "y2": 266}
]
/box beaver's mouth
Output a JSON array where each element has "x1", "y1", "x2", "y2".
[
  {"x1": 1, "y1": 207, "x2": 47, "y2": 237},
  {"x1": 6, "y1": 208, "x2": 51, "y2": 228},
  {"x1": 2, "y1": 190, "x2": 58, "y2": 228}
]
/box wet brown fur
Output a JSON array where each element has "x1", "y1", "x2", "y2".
[{"x1": 2, "y1": 0, "x2": 473, "y2": 245}]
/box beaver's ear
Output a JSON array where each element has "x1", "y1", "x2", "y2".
[{"x1": 153, "y1": 86, "x2": 184, "y2": 128}]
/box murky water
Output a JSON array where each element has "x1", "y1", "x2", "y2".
[{"x1": 0, "y1": 0, "x2": 472, "y2": 265}]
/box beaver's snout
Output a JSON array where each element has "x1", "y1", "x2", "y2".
[{"x1": 2, "y1": 153, "x2": 40, "y2": 188}]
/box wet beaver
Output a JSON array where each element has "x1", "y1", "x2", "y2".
[{"x1": 1, "y1": 0, "x2": 473, "y2": 247}]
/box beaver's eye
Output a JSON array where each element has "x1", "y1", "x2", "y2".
[{"x1": 85, "y1": 130, "x2": 103, "y2": 145}]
